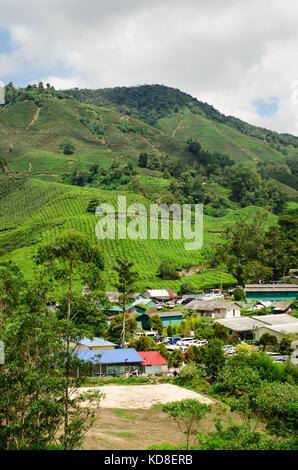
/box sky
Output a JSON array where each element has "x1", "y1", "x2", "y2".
[{"x1": 0, "y1": 0, "x2": 298, "y2": 135}]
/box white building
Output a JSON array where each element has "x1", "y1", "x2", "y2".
[{"x1": 183, "y1": 300, "x2": 241, "y2": 319}]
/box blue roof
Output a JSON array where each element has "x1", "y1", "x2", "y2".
[
  {"x1": 79, "y1": 337, "x2": 117, "y2": 348},
  {"x1": 76, "y1": 348, "x2": 143, "y2": 364}
]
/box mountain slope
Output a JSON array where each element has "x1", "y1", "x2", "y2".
[
  {"x1": 0, "y1": 94, "x2": 194, "y2": 176},
  {"x1": 63, "y1": 85, "x2": 298, "y2": 191},
  {"x1": 0, "y1": 175, "x2": 279, "y2": 293}
]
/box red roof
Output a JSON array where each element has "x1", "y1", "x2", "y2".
[{"x1": 138, "y1": 351, "x2": 168, "y2": 366}]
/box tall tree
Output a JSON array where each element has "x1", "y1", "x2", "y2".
[
  {"x1": 35, "y1": 230, "x2": 105, "y2": 450},
  {"x1": 113, "y1": 258, "x2": 138, "y2": 347}
]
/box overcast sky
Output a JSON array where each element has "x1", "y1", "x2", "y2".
[{"x1": 1, "y1": 0, "x2": 298, "y2": 135}]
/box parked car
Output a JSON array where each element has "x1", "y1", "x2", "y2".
[
  {"x1": 166, "y1": 344, "x2": 181, "y2": 352},
  {"x1": 176, "y1": 337, "x2": 195, "y2": 346},
  {"x1": 190, "y1": 340, "x2": 209, "y2": 347},
  {"x1": 169, "y1": 337, "x2": 181, "y2": 344},
  {"x1": 222, "y1": 345, "x2": 236, "y2": 355},
  {"x1": 162, "y1": 337, "x2": 173, "y2": 344}
]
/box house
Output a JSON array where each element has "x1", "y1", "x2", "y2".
[
  {"x1": 106, "y1": 291, "x2": 140, "y2": 303},
  {"x1": 70, "y1": 337, "x2": 117, "y2": 352},
  {"x1": 183, "y1": 300, "x2": 241, "y2": 319},
  {"x1": 217, "y1": 314, "x2": 298, "y2": 341},
  {"x1": 254, "y1": 323, "x2": 298, "y2": 343},
  {"x1": 143, "y1": 289, "x2": 179, "y2": 303},
  {"x1": 103, "y1": 303, "x2": 145, "y2": 316},
  {"x1": 269, "y1": 301, "x2": 294, "y2": 315},
  {"x1": 132, "y1": 298, "x2": 158, "y2": 310},
  {"x1": 245, "y1": 284, "x2": 298, "y2": 301},
  {"x1": 252, "y1": 301, "x2": 272, "y2": 310},
  {"x1": 136, "y1": 311, "x2": 184, "y2": 330},
  {"x1": 138, "y1": 351, "x2": 168, "y2": 375},
  {"x1": 76, "y1": 348, "x2": 143, "y2": 377}
]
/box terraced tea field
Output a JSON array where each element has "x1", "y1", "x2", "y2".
[{"x1": 0, "y1": 176, "x2": 280, "y2": 293}]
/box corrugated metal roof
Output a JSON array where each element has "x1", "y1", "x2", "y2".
[
  {"x1": 216, "y1": 314, "x2": 298, "y2": 332},
  {"x1": 76, "y1": 348, "x2": 143, "y2": 364},
  {"x1": 251, "y1": 314, "x2": 298, "y2": 325},
  {"x1": 78, "y1": 337, "x2": 117, "y2": 348},
  {"x1": 245, "y1": 284, "x2": 298, "y2": 292},
  {"x1": 256, "y1": 324, "x2": 298, "y2": 334},
  {"x1": 138, "y1": 351, "x2": 168, "y2": 366},
  {"x1": 147, "y1": 311, "x2": 183, "y2": 318},
  {"x1": 183, "y1": 300, "x2": 241, "y2": 310},
  {"x1": 216, "y1": 317, "x2": 263, "y2": 331}
]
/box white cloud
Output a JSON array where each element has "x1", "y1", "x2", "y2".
[
  {"x1": 32, "y1": 76, "x2": 84, "y2": 90},
  {"x1": 0, "y1": 0, "x2": 298, "y2": 134}
]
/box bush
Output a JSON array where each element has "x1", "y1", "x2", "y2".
[
  {"x1": 159, "y1": 258, "x2": 179, "y2": 280},
  {"x1": 233, "y1": 288, "x2": 245, "y2": 301},
  {"x1": 178, "y1": 363, "x2": 199, "y2": 381},
  {"x1": 60, "y1": 140, "x2": 75, "y2": 155}
]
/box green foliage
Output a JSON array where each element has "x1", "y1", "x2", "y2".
[
  {"x1": 138, "y1": 152, "x2": 148, "y2": 168},
  {"x1": 60, "y1": 140, "x2": 76, "y2": 155},
  {"x1": 259, "y1": 333, "x2": 278, "y2": 349},
  {"x1": 170, "y1": 349, "x2": 183, "y2": 368},
  {"x1": 162, "y1": 399, "x2": 211, "y2": 449},
  {"x1": 178, "y1": 363, "x2": 199, "y2": 380},
  {"x1": 233, "y1": 287, "x2": 245, "y2": 301},
  {"x1": 86, "y1": 198, "x2": 99, "y2": 213},
  {"x1": 198, "y1": 423, "x2": 298, "y2": 450},
  {"x1": 149, "y1": 315, "x2": 164, "y2": 335},
  {"x1": 204, "y1": 339, "x2": 225, "y2": 377},
  {"x1": 0, "y1": 256, "x2": 103, "y2": 450},
  {"x1": 132, "y1": 336, "x2": 158, "y2": 351},
  {"x1": 166, "y1": 325, "x2": 173, "y2": 337},
  {"x1": 159, "y1": 258, "x2": 179, "y2": 280},
  {"x1": 34, "y1": 230, "x2": 105, "y2": 449},
  {"x1": 113, "y1": 258, "x2": 138, "y2": 346},
  {"x1": 158, "y1": 342, "x2": 170, "y2": 362},
  {"x1": 106, "y1": 314, "x2": 137, "y2": 345},
  {"x1": 279, "y1": 336, "x2": 292, "y2": 355}
]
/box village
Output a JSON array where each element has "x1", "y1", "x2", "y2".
[{"x1": 66, "y1": 281, "x2": 298, "y2": 379}]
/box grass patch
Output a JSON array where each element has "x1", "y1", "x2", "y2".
[
  {"x1": 104, "y1": 431, "x2": 135, "y2": 438},
  {"x1": 80, "y1": 376, "x2": 151, "y2": 386},
  {"x1": 112, "y1": 409, "x2": 137, "y2": 420}
]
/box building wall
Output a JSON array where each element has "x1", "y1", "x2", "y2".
[
  {"x1": 161, "y1": 317, "x2": 183, "y2": 327},
  {"x1": 246, "y1": 292, "x2": 298, "y2": 301},
  {"x1": 200, "y1": 307, "x2": 240, "y2": 319},
  {"x1": 254, "y1": 327, "x2": 284, "y2": 343},
  {"x1": 142, "y1": 364, "x2": 168, "y2": 375},
  {"x1": 137, "y1": 315, "x2": 183, "y2": 329}
]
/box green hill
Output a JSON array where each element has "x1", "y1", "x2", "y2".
[
  {"x1": 64, "y1": 84, "x2": 298, "y2": 167},
  {"x1": 0, "y1": 175, "x2": 280, "y2": 293},
  {"x1": 1, "y1": 84, "x2": 297, "y2": 193},
  {"x1": 0, "y1": 84, "x2": 297, "y2": 292}
]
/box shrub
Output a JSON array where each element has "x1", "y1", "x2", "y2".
[{"x1": 233, "y1": 288, "x2": 245, "y2": 301}]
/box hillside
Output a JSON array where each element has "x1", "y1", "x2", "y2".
[
  {"x1": 0, "y1": 92, "x2": 194, "y2": 178},
  {"x1": 0, "y1": 175, "x2": 281, "y2": 294},
  {"x1": 64, "y1": 85, "x2": 298, "y2": 187},
  {"x1": 0, "y1": 84, "x2": 297, "y2": 195},
  {"x1": 0, "y1": 84, "x2": 297, "y2": 292}
]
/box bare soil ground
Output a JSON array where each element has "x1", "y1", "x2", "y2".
[
  {"x1": 83, "y1": 401, "x2": 241, "y2": 450},
  {"x1": 78, "y1": 384, "x2": 241, "y2": 450},
  {"x1": 77, "y1": 384, "x2": 213, "y2": 409}
]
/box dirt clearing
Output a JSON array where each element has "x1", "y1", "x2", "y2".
[{"x1": 77, "y1": 384, "x2": 213, "y2": 409}]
